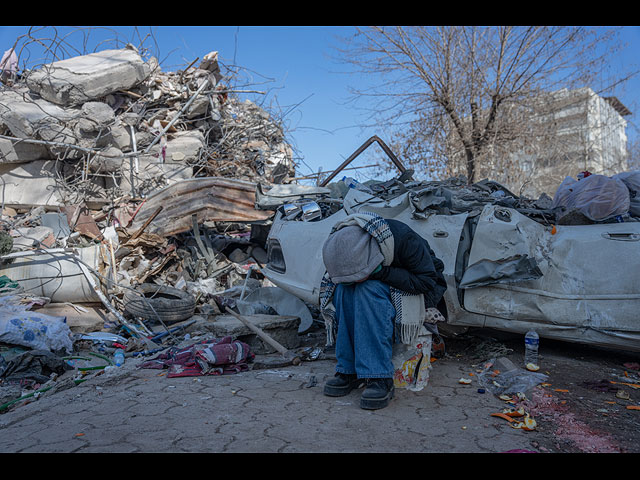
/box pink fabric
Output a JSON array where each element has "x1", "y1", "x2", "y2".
[
  {"x1": 139, "y1": 336, "x2": 254, "y2": 377},
  {"x1": 0, "y1": 49, "x2": 18, "y2": 73}
]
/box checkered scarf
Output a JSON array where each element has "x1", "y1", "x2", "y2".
[{"x1": 319, "y1": 211, "x2": 425, "y2": 346}]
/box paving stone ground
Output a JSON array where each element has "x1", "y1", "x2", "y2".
[
  {"x1": 0, "y1": 354, "x2": 545, "y2": 453},
  {"x1": 1, "y1": 328, "x2": 638, "y2": 453}
]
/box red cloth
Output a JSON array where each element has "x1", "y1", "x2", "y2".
[{"x1": 139, "y1": 336, "x2": 254, "y2": 377}]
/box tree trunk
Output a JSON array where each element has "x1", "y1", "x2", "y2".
[{"x1": 465, "y1": 148, "x2": 475, "y2": 183}]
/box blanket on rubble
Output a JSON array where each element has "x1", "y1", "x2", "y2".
[{"x1": 138, "y1": 336, "x2": 254, "y2": 377}]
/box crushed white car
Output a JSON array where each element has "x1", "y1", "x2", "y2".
[{"x1": 259, "y1": 143, "x2": 640, "y2": 353}]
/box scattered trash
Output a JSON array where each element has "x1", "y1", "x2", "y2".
[
  {"x1": 477, "y1": 357, "x2": 548, "y2": 397},
  {"x1": 615, "y1": 390, "x2": 630, "y2": 400},
  {"x1": 0, "y1": 349, "x2": 71, "y2": 384},
  {"x1": 511, "y1": 415, "x2": 537, "y2": 431},
  {"x1": 491, "y1": 406, "x2": 537, "y2": 431},
  {"x1": 0, "y1": 296, "x2": 74, "y2": 353},
  {"x1": 524, "y1": 329, "x2": 539, "y2": 370},
  {"x1": 392, "y1": 327, "x2": 432, "y2": 391},
  {"x1": 491, "y1": 412, "x2": 516, "y2": 423},
  {"x1": 113, "y1": 348, "x2": 125, "y2": 367}
]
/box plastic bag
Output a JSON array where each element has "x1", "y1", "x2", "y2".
[
  {"x1": 0, "y1": 296, "x2": 73, "y2": 354},
  {"x1": 613, "y1": 170, "x2": 640, "y2": 217},
  {"x1": 476, "y1": 357, "x2": 548, "y2": 396},
  {"x1": 392, "y1": 327, "x2": 432, "y2": 391},
  {"x1": 552, "y1": 174, "x2": 630, "y2": 221}
]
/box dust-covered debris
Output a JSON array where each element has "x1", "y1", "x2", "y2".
[{"x1": 0, "y1": 44, "x2": 315, "y2": 412}]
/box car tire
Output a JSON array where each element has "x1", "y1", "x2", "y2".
[{"x1": 123, "y1": 283, "x2": 196, "y2": 323}]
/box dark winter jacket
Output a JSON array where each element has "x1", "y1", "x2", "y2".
[{"x1": 368, "y1": 218, "x2": 447, "y2": 307}]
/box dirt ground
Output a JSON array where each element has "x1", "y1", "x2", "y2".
[{"x1": 443, "y1": 327, "x2": 640, "y2": 453}]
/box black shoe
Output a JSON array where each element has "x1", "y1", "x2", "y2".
[
  {"x1": 360, "y1": 378, "x2": 395, "y2": 410},
  {"x1": 323, "y1": 373, "x2": 364, "y2": 397}
]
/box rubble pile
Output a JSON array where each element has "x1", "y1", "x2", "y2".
[
  {"x1": 0, "y1": 45, "x2": 295, "y2": 206},
  {"x1": 0, "y1": 44, "x2": 299, "y2": 303},
  {"x1": 0, "y1": 45, "x2": 313, "y2": 409}
]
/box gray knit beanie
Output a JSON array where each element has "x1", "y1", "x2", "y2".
[{"x1": 322, "y1": 225, "x2": 384, "y2": 284}]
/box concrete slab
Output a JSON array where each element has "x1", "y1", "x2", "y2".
[
  {"x1": 115, "y1": 158, "x2": 194, "y2": 197},
  {"x1": 0, "y1": 137, "x2": 49, "y2": 163},
  {"x1": 0, "y1": 161, "x2": 63, "y2": 207},
  {"x1": 0, "y1": 87, "x2": 74, "y2": 138},
  {"x1": 195, "y1": 314, "x2": 301, "y2": 354},
  {"x1": 35, "y1": 303, "x2": 108, "y2": 333},
  {"x1": 25, "y1": 48, "x2": 151, "y2": 106}
]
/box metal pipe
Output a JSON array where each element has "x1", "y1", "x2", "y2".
[{"x1": 319, "y1": 135, "x2": 408, "y2": 187}]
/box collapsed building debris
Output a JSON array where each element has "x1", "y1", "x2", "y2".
[
  {"x1": 0, "y1": 45, "x2": 315, "y2": 410},
  {"x1": 0, "y1": 45, "x2": 295, "y2": 206}
]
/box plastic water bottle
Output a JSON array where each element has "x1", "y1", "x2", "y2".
[
  {"x1": 113, "y1": 348, "x2": 125, "y2": 367},
  {"x1": 524, "y1": 331, "x2": 539, "y2": 369}
]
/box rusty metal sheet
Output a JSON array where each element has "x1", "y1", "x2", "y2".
[
  {"x1": 60, "y1": 203, "x2": 104, "y2": 241},
  {"x1": 129, "y1": 177, "x2": 274, "y2": 237}
]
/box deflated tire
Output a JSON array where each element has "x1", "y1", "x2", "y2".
[{"x1": 123, "y1": 283, "x2": 196, "y2": 323}]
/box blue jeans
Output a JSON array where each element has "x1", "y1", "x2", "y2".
[{"x1": 334, "y1": 280, "x2": 396, "y2": 379}]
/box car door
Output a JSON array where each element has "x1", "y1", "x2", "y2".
[{"x1": 460, "y1": 204, "x2": 640, "y2": 349}]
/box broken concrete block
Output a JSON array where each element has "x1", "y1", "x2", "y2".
[
  {"x1": 37, "y1": 120, "x2": 79, "y2": 153},
  {"x1": 0, "y1": 87, "x2": 75, "y2": 138},
  {"x1": 200, "y1": 314, "x2": 301, "y2": 354},
  {"x1": 0, "y1": 137, "x2": 49, "y2": 163},
  {"x1": 0, "y1": 161, "x2": 64, "y2": 207},
  {"x1": 135, "y1": 130, "x2": 204, "y2": 164},
  {"x1": 40, "y1": 212, "x2": 71, "y2": 239},
  {"x1": 186, "y1": 95, "x2": 209, "y2": 119},
  {"x1": 25, "y1": 47, "x2": 151, "y2": 106},
  {"x1": 89, "y1": 146, "x2": 124, "y2": 173},
  {"x1": 94, "y1": 124, "x2": 132, "y2": 151},
  {"x1": 0, "y1": 245, "x2": 104, "y2": 303},
  {"x1": 9, "y1": 226, "x2": 56, "y2": 250},
  {"x1": 198, "y1": 51, "x2": 223, "y2": 84},
  {"x1": 115, "y1": 157, "x2": 194, "y2": 197},
  {"x1": 75, "y1": 101, "x2": 116, "y2": 139},
  {"x1": 165, "y1": 130, "x2": 204, "y2": 162}
]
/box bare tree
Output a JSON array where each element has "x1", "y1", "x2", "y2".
[{"x1": 336, "y1": 26, "x2": 628, "y2": 186}]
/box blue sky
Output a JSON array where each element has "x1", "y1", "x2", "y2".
[{"x1": 2, "y1": 25, "x2": 640, "y2": 181}]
